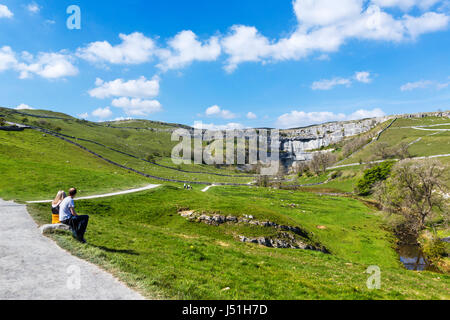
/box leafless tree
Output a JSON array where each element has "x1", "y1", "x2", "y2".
[
  {"x1": 373, "y1": 142, "x2": 394, "y2": 159},
  {"x1": 309, "y1": 152, "x2": 336, "y2": 175},
  {"x1": 395, "y1": 142, "x2": 411, "y2": 160}
]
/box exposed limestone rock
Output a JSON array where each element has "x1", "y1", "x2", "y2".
[
  {"x1": 177, "y1": 210, "x2": 328, "y2": 252},
  {"x1": 40, "y1": 223, "x2": 70, "y2": 235},
  {"x1": 279, "y1": 117, "x2": 389, "y2": 167},
  {"x1": 239, "y1": 233, "x2": 326, "y2": 252},
  {"x1": 279, "y1": 112, "x2": 449, "y2": 170}
]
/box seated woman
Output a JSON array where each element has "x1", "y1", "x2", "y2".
[{"x1": 51, "y1": 190, "x2": 66, "y2": 224}]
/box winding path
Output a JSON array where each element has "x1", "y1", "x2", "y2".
[
  {"x1": 26, "y1": 184, "x2": 161, "y2": 204},
  {"x1": 0, "y1": 199, "x2": 144, "y2": 300}
]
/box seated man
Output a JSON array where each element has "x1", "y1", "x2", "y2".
[{"x1": 59, "y1": 188, "x2": 89, "y2": 243}]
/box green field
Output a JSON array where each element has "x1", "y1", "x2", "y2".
[
  {"x1": 0, "y1": 130, "x2": 152, "y2": 201},
  {"x1": 1, "y1": 108, "x2": 449, "y2": 300},
  {"x1": 28, "y1": 186, "x2": 449, "y2": 299},
  {"x1": 0, "y1": 108, "x2": 255, "y2": 185},
  {"x1": 341, "y1": 117, "x2": 450, "y2": 165}
]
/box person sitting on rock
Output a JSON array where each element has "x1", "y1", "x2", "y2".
[
  {"x1": 59, "y1": 188, "x2": 89, "y2": 243},
  {"x1": 51, "y1": 190, "x2": 66, "y2": 224}
]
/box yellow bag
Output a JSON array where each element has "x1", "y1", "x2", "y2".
[{"x1": 52, "y1": 214, "x2": 60, "y2": 224}]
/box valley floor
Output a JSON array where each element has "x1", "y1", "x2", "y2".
[{"x1": 27, "y1": 186, "x2": 450, "y2": 300}]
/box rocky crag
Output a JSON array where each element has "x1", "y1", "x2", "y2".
[{"x1": 279, "y1": 111, "x2": 449, "y2": 169}]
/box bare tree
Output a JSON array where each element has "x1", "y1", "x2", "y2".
[
  {"x1": 395, "y1": 142, "x2": 411, "y2": 160},
  {"x1": 309, "y1": 152, "x2": 336, "y2": 175},
  {"x1": 375, "y1": 159, "x2": 448, "y2": 233},
  {"x1": 373, "y1": 142, "x2": 394, "y2": 159},
  {"x1": 309, "y1": 154, "x2": 322, "y2": 175}
]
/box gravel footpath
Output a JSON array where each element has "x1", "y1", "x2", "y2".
[{"x1": 0, "y1": 198, "x2": 144, "y2": 300}]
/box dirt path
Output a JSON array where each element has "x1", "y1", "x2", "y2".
[
  {"x1": 0, "y1": 198, "x2": 145, "y2": 300},
  {"x1": 26, "y1": 184, "x2": 161, "y2": 204},
  {"x1": 329, "y1": 153, "x2": 450, "y2": 170}
]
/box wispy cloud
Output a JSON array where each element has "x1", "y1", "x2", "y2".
[
  {"x1": 401, "y1": 79, "x2": 449, "y2": 91},
  {"x1": 311, "y1": 71, "x2": 372, "y2": 90},
  {"x1": 26, "y1": 2, "x2": 40, "y2": 14},
  {"x1": 204, "y1": 105, "x2": 237, "y2": 120}
]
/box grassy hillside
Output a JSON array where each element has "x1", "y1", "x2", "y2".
[
  {"x1": 0, "y1": 107, "x2": 255, "y2": 184},
  {"x1": 341, "y1": 117, "x2": 450, "y2": 165},
  {"x1": 29, "y1": 186, "x2": 449, "y2": 299},
  {"x1": 0, "y1": 130, "x2": 153, "y2": 201},
  {"x1": 1, "y1": 108, "x2": 448, "y2": 300}
]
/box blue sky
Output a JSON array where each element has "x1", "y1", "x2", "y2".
[{"x1": 0, "y1": 0, "x2": 449, "y2": 129}]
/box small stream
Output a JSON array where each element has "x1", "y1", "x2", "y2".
[
  {"x1": 395, "y1": 224, "x2": 440, "y2": 273},
  {"x1": 397, "y1": 244, "x2": 438, "y2": 272}
]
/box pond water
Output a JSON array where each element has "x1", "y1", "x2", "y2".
[{"x1": 397, "y1": 244, "x2": 438, "y2": 272}]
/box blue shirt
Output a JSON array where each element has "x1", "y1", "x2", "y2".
[{"x1": 59, "y1": 197, "x2": 75, "y2": 222}]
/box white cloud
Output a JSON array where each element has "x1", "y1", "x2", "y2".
[
  {"x1": 0, "y1": 46, "x2": 78, "y2": 79},
  {"x1": 347, "y1": 108, "x2": 386, "y2": 120},
  {"x1": 16, "y1": 52, "x2": 79, "y2": 79},
  {"x1": 246, "y1": 112, "x2": 257, "y2": 119},
  {"x1": 0, "y1": 46, "x2": 17, "y2": 72},
  {"x1": 92, "y1": 107, "x2": 113, "y2": 119},
  {"x1": 222, "y1": 25, "x2": 274, "y2": 73},
  {"x1": 401, "y1": 80, "x2": 433, "y2": 91},
  {"x1": 205, "y1": 105, "x2": 237, "y2": 119},
  {"x1": 0, "y1": 4, "x2": 13, "y2": 18},
  {"x1": 402, "y1": 12, "x2": 450, "y2": 39},
  {"x1": 371, "y1": 0, "x2": 440, "y2": 11},
  {"x1": 193, "y1": 121, "x2": 244, "y2": 131},
  {"x1": 112, "y1": 117, "x2": 133, "y2": 121},
  {"x1": 111, "y1": 97, "x2": 162, "y2": 116},
  {"x1": 157, "y1": 30, "x2": 221, "y2": 71},
  {"x1": 294, "y1": 0, "x2": 364, "y2": 26},
  {"x1": 401, "y1": 79, "x2": 449, "y2": 91},
  {"x1": 312, "y1": 71, "x2": 373, "y2": 90},
  {"x1": 88, "y1": 76, "x2": 160, "y2": 99},
  {"x1": 26, "y1": 2, "x2": 40, "y2": 14},
  {"x1": 276, "y1": 108, "x2": 385, "y2": 128},
  {"x1": 311, "y1": 78, "x2": 352, "y2": 90},
  {"x1": 78, "y1": 112, "x2": 89, "y2": 119},
  {"x1": 221, "y1": 0, "x2": 450, "y2": 71},
  {"x1": 355, "y1": 71, "x2": 372, "y2": 83},
  {"x1": 77, "y1": 32, "x2": 156, "y2": 65},
  {"x1": 15, "y1": 103, "x2": 34, "y2": 110}
]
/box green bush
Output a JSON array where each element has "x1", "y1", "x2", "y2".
[
  {"x1": 356, "y1": 161, "x2": 394, "y2": 196},
  {"x1": 0, "y1": 117, "x2": 5, "y2": 126},
  {"x1": 422, "y1": 238, "x2": 447, "y2": 265}
]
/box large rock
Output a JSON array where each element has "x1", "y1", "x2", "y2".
[{"x1": 40, "y1": 223, "x2": 70, "y2": 235}]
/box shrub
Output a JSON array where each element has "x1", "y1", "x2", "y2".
[
  {"x1": 422, "y1": 238, "x2": 447, "y2": 265},
  {"x1": 0, "y1": 117, "x2": 5, "y2": 126},
  {"x1": 356, "y1": 161, "x2": 394, "y2": 196}
]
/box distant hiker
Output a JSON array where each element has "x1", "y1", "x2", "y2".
[
  {"x1": 51, "y1": 190, "x2": 66, "y2": 224},
  {"x1": 184, "y1": 184, "x2": 187, "y2": 189},
  {"x1": 59, "y1": 188, "x2": 89, "y2": 243}
]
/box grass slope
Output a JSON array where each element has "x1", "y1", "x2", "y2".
[
  {"x1": 1, "y1": 107, "x2": 254, "y2": 183},
  {"x1": 341, "y1": 117, "x2": 450, "y2": 165},
  {"x1": 29, "y1": 186, "x2": 449, "y2": 299},
  {"x1": 0, "y1": 130, "x2": 152, "y2": 201}
]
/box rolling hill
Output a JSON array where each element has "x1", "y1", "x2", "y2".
[{"x1": 0, "y1": 106, "x2": 448, "y2": 299}]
